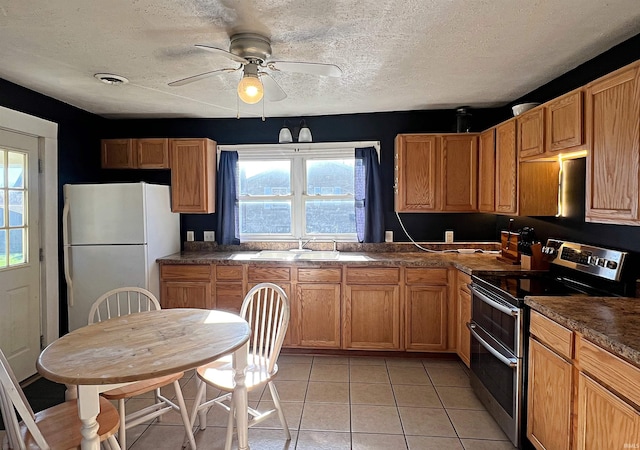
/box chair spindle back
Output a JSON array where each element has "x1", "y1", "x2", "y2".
[{"x1": 89, "y1": 287, "x2": 161, "y2": 324}]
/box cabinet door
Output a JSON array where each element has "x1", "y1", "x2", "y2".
[
  {"x1": 585, "y1": 63, "x2": 640, "y2": 225},
  {"x1": 495, "y1": 120, "x2": 518, "y2": 214},
  {"x1": 170, "y1": 138, "x2": 216, "y2": 213},
  {"x1": 547, "y1": 90, "x2": 584, "y2": 153},
  {"x1": 394, "y1": 134, "x2": 439, "y2": 211},
  {"x1": 576, "y1": 372, "x2": 640, "y2": 450},
  {"x1": 101, "y1": 139, "x2": 135, "y2": 169},
  {"x1": 478, "y1": 128, "x2": 496, "y2": 213},
  {"x1": 137, "y1": 138, "x2": 169, "y2": 169},
  {"x1": 344, "y1": 285, "x2": 400, "y2": 350},
  {"x1": 247, "y1": 281, "x2": 294, "y2": 347},
  {"x1": 441, "y1": 135, "x2": 478, "y2": 211},
  {"x1": 215, "y1": 283, "x2": 244, "y2": 313},
  {"x1": 517, "y1": 108, "x2": 545, "y2": 160},
  {"x1": 297, "y1": 283, "x2": 341, "y2": 348},
  {"x1": 527, "y1": 338, "x2": 572, "y2": 450},
  {"x1": 161, "y1": 281, "x2": 211, "y2": 309},
  {"x1": 405, "y1": 285, "x2": 448, "y2": 351},
  {"x1": 457, "y1": 284, "x2": 471, "y2": 367}
]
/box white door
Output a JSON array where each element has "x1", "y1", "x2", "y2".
[{"x1": 0, "y1": 129, "x2": 40, "y2": 381}]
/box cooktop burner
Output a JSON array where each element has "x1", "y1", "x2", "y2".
[{"x1": 475, "y1": 273, "x2": 601, "y2": 300}]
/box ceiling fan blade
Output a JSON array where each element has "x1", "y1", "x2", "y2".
[
  {"x1": 260, "y1": 72, "x2": 287, "y2": 102},
  {"x1": 168, "y1": 67, "x2": 239, "y2": 87},
  {"x1": 267, "y1": 61, "x2": 343, "y2": 77},
  {"x1": 195, "y1": 44, "x2": 249, "y2": 64}
]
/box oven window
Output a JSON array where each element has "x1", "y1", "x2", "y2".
[
  {"x1": 471, "y1": 336, "x2": 515, "y2": 416},
  {"x1": 472, "y1": 294, "x2": 516, "y2": 354}
]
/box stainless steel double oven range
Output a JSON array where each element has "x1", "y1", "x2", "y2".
[{"x1": 467, "y1": 239, "x2": 633, "y2": 448}]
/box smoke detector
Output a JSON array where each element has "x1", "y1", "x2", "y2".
[{"x1": 94, "y1": 73, "x2": 129, "y2": 85}]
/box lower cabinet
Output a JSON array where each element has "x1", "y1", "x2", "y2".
[
  {"x1": 160, "y1": 264, "x2": 213, "y2": 309},
  {"x1": 404, "y1": 268, "x2": 449, "y2": 351},
  {"x1": 296, "y1": 283, "x2": 341, "y2": 348},
  {"x1": 456, "y1": 270, "x2": 472, "y2": 367},
  {"x1": 214, "y1": 265, "x2": 245, "y2": 313}
]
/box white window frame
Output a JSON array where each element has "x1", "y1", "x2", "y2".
[{"x1": 219, "y1": 141, "x2": 380, "y2": 242}]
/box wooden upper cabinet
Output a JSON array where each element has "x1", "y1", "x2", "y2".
[
  {"x1": 517, "y1": 107, "x2": 545, "y2": 160},
  {"x1": 137, "y1": 138, "x2": 169, "y2": 168},
  {"x1": 170, "y1": 138, "x2": 216, "y2": 213},
  {"x1": 394, "y1": 134, "x2": 439, "y2": 211},
  {"x1": 546, "y1": 89, "x2": 584, "y2": 153},
  {"x1": 478, "y1": 128, "x2": 496, "y2": 212},
  {"x1": 585, "y1": 61, "x2": 640, "y2": 225},
  {"x1": 441, "y1": 135, "x2": 478, "y2": 211},
  {"x1": 101, "y1": 139, "x2": 135, "y2": 169},
  {"x1": 102, "y1": 138, "x2": 170, "y2": 169},
  {"x1": 495, "y1": 120, "x2": 518, "y2": 214},
  {"x1": 395, "y1": 133, "x2": 478, "y2": 213}
]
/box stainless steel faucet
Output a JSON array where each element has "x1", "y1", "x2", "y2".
[{"x1": 298, "y1": 237, "x2": 315, "y2": 250}]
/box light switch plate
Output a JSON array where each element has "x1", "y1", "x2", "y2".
[
  {"x1": 204, "y1": 231, "x2": 215, "y2": 242},
  {"x1": 186, "y1": 231, "x2": 194, "y2": 241},
  {"x1": 445, "y1": 230, "x2": 454, "y2": 243}
]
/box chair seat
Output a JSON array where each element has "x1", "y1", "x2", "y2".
[
  {"x1": 196, "y1": 355, "x2": 278, "y2": 392},
  {"x1": 101, "y1": 372, "x2": 184, "y2": 400},
  {"x1": 18, "y1": 396, "x2": 119, "y2": 450}
]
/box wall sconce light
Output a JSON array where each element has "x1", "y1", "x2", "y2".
[
  {"x1": 298, "y1": 120, "x2": 312, "y2": 142},
  {"x1": 278, "y1": 122, "x2": 293, "y2": 143}
]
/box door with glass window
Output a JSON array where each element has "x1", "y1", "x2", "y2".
[{"x1": 0, "y1": 129, "x2": 40, "y2": 381}]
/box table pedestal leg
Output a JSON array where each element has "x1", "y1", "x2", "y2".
[
  {"x1": 233, "y1": 342, "x2": 250, "y2": 450},
  {"x1": 77, "y1": 385, "x2": 101, "y2": 450}
]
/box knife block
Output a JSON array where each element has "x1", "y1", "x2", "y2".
[
  {"x1": 497, "y1": 231, "x2": 521, "y2": 264},
  {"x1": 520, "y1": 243, "x2": 549, "y2": 270}
]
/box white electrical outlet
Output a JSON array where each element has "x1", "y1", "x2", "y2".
[
  {"x1": 186, "y1": 231, "x2": 194, "y2": 241},
  {"x1": 204, "y1": 231, "x2": 215, "y2": 242},
  {"x1": 385, "y1": 231, "x2": 393, "y2": 242},
  {"x1": 445, "y1": 230, "x2": 454, "y2": 243}
]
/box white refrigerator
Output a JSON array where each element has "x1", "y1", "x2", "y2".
[{"x1": 63, "y1": 182, "x2": 180, "y2": 331}]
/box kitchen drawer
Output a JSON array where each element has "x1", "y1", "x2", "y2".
[
  {"x1": 530, "y1": 311, "x2": 573, "y2": 359},
  {"x1": 216, "y1": 265, "x2": 243, "y2": 281},
  {"x1": 346, "y1": 267, "x2": 400, "y2": 284},
  {"x1": 248, "y1": 266, "x2": 291, "y2": 282},
  {"x1": 160, "y1": 264, "x2": 211, "y2": 281},
  {"x1": 297, "y1": 267, "x2": 342, "y2": 283},
  {"x1": 576, "y1": 335, "x2": 640, "y2": 406},
  {"x1": 405, "y1": 267, "x2": 448, "y2": 285}
]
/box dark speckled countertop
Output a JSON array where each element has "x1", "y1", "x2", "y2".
[
  {"x1": 525, "y1": 296, "x2": 640, "y2": 367},
  {"x1": 157, "y1": 250, "x2": 535, "y2": 275}
]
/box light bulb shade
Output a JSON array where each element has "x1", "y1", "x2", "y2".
[
  {"x1": 278, "y1": 127, "x2": 293, "y2": 143},
  {"x1": 237, "y1": 74, "x2": 264, "y2": 104},
  {"x1": 298, "y1": 126, "x2": 312, "y2": 142}
]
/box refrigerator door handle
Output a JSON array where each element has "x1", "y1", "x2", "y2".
[{"x1": 62, "y1": 199, "x2": 74, "y2": 307}]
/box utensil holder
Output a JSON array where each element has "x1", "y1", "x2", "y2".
[{"x1": 497, "y1": 231, "x2": 521, "y2": 264}]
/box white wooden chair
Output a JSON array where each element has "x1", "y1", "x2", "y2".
[
  {"x1": 0, "y1": 348, "x2": 121, "y2": 450},
  {"x1": 188, "y1": 283, "x2": 291, "y2": 450},
  {"x1": 88, "y1": 287, "x2": 196, "y2": 450}
]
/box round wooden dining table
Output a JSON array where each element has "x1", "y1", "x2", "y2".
[{"x1": 37, "y1": 308, "x2": 252, "y2": 450}]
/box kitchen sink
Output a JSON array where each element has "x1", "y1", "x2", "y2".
[{"x1": 251, "y1": 250, "x2": 340, "y2": 261}]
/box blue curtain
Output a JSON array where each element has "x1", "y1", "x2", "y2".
[
  {"x1": 355, "y1": 147, "x2": 384, "y2": 242},
  {"x1": 216, "y1": 151, "x2": 240, "y2": 245}
]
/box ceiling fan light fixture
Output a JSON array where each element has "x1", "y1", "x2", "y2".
[{"x1": 237, "y1": 73, "x2": 263, "y2": 104}]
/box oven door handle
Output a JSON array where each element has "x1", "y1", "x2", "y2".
[
  {"x1": 467, "y1": 323, "x2": 518, "y2": 368},
  {"x1": 470, "y1": 285, "x2": 520, "y2": 317}
]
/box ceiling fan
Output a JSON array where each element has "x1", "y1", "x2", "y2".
[{"x1": 168, "y1": 33, "x2": 343, "y2": 104}]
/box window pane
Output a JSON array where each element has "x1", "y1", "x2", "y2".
[
  {"x1": 0, "y1": 150, "x2": 5, "y2": 188},
  {"x1": 8, "y1": 228, "x2": 25, "y2": 265},
  {"x1": 0, "y1": 191, "x2": 4, "y2": 227},
  {"x1": 306, "y1": 159, "x2": 354, "y2": 195},
  {"x1": 305, "y1": 200, "x2": 356, "y2": 234},
  {"x1": 239, "y1": 160, "x2": 291, "y2": 196},
  {"x1": 8, "y1": 151, "x2": 25, "y2": 188},
  {"x1": 0, "y1": 230, "x2": 6, "y2": 267},
  {"x1": 240, "y1": 201, "x2": 292, "y2": 234},
  {"x1": 8, "y1": 191, "x2": 24, "y2": 226}
]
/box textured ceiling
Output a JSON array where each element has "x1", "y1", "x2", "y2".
[{"x1": 1, "y1": 0, "x2": 639, "y2": 119}]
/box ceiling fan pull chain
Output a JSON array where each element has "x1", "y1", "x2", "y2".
[
  {"x1": 236, "y1": 94, "x2": 240, "y2": 119},
  {"x1": 262, "y1": 97, "x2": 265, "y2": 121}
]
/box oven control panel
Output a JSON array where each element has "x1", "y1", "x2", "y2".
[{"x1": 542, "y1": 239, "x2": 627, "y2": 281}]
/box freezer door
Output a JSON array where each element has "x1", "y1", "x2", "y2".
[
  {"x1": 66, "y1": 244, "x2": 149, "y2": 332},
  {"x1": 64, "y1": 183, "x2": 148, "y2": 245}
]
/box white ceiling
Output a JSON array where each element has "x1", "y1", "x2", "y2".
[{"x1": 1, "y1": 0, "x2": 639, "y2": 119}]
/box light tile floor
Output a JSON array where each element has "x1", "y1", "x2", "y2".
[{"x1": 2, "y1": 355, "x2": 517, "y2": 450}]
